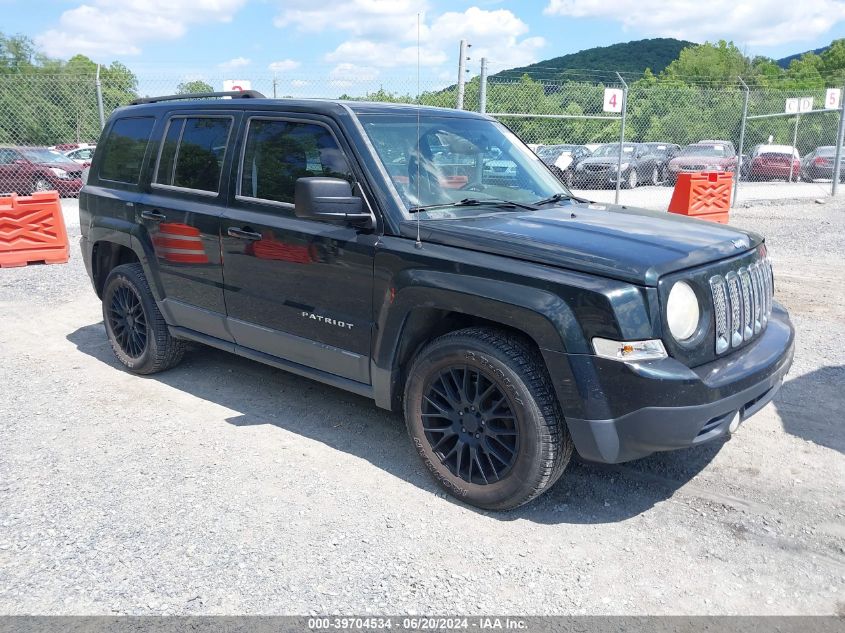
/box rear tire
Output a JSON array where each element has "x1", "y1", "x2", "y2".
[
  {"x1": 102, "y1": 263, "x2": 184, "y2": 375},
  {"x1": 404, "y1": 327, "x2": 573, "y2": 511}
]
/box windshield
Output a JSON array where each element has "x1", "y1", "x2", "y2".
[
  {"x1": 591, "y1": 144, "x2": 635, "y2": 158},
  {"x1": 357, "y1": 114, "x2": 569, "y2": 217},
  {"x1": 679, "y1": 144, "x2": 729, "y2": 157},
  {"x1": 21, "y1": 148, "x2": 78, "y2": 165}
]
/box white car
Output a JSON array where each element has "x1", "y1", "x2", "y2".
[{"x1": 63, "y1": 146, "x2": 96, "y2": 164}]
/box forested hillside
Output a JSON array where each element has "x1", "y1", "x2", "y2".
[{"x1": 493, "y1": 38, "x2": 695, "y2": 82}]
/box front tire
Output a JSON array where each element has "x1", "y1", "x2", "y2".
[
  {"x1": 625, "y1": 169, "x2": 638, "y2": 189},
  {"x1": 102, "y1": 263, "x2": 184, "y2": 374},
  {"x1": 404, "y1": 328, "x2": 573, "y2": 510},
  {"x1": 32, "y1": 177, "x2": 51, "y2": 193}
]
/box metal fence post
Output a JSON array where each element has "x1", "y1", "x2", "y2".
[
  {"x1": 614, "y1": 72, "x2": 628, "y2": 205},
  {"x1": 832, "y1": 83, "x2": 845, "y2": 196},
  {"x1": 733, "y1": 77, "x2": 749, "y2": 207},
  {"x1": 789, "y1": 113, "x2": 800, "y2": 182},
  {"x1": 479, "y1": 58, "x2": 488, "y2": 114},
  {"x1": 95, "y1": 64, "x2": 105, "y2": 130}
]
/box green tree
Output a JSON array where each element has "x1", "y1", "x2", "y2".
[
  {"x1": 177, "y1": 80, "x2": 214, "y2": 94},
  {"x1": 661, "y1": 41, "x2": 753, "y2": 85},
  {"x1": 0, "y1": 31, "x2": 139, "y2": 145}
]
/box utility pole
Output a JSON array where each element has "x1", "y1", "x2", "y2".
[
  {"x1": 272, "y1": 74, "x2": 278, "y2": 99},
  {"x1": 456, "y1": 39, "x2": 471, "y2": 110},
  {"x1": 479, "y1": 58, "x2": 488, "y2": 114}
]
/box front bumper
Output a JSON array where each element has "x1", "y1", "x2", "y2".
[{"x1": 564, "y1": 304, "x2": 794, "y2": 463}]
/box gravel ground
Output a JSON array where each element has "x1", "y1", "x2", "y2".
[{"x1": 0, "y1": 197, "x2": 843, "y2": 616}]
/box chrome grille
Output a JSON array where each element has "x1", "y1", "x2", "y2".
[{"x1": 709, "y1": 255, "x2": 774, "y2": 355}]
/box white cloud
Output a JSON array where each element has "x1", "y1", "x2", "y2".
[
  {"x1": 325, "y1": 40, "x2": 447, "y2": 68},
  {"x1": 268, "y1": 59, "x2": 301, "y2": 72},
  {"x1": 275, "y1": 0, "x2": 427, "y2": 41},
  {"x1": 543, "y1": 0, "x2": 845, "y2": 47},
  {"x1": 219, "y1": 56, "x2": 251, "y2": 71},
  {"x1": 291, "y1": 3, "x2": 545, "y2": 73},
  {"x1": 35, "y1": 0, "x2": 246, "y2": 58},
  {"x1": 329, "y1": 62, "x2": 380, "y2": 88}
]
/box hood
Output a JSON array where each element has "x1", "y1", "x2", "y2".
[
  {"x1": 39, "y1": 161, "x2": 83, "y2": 173},
  {"x1": 578, "y1": 155, "x2": 628, "y2": 167},
  {"x1": 402, "y1": 202, "x2": 762, "y2": 286}
]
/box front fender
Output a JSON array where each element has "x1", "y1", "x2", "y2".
[{"x1": 371, "y1": 267, "x2": 586, "y2": 411}]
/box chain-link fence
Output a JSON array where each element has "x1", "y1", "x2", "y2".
[{"x1": 1, "y1": 70, "x2": 843, "y2": 209}]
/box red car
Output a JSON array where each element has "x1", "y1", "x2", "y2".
[
  {"x1": 0, "y1": 146, "x2": 84, "y2": 196},
  {"x1": 747, "y1": 145, "x2": 801, "y2": 181}
]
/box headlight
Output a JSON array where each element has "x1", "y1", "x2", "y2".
[
  {"x1": 666, "y1": 281, "x2": 700, "y2": 341},
  {"x1": 576, "y1": 163, "x2": 584, "y2": 171},
  {"x1": 620, "y1": 162, "x2": 630, "y2": 171},
  {"x1": 49, "y1": 168, "x2": 69, "y2": 179}
]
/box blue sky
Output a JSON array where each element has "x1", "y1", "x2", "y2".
[{"x1": 6, "y1": 0, "x2": 845, "y2": 95}]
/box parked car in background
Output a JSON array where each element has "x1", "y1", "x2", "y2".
[
  {"x1": 746, "y1": 145, "x2": 801, "y2": 181},
  {"x1": 571, "y1": 143, "x2": 661, "y2": 189},
  {"x1": 641, "y1": 142, "x2": 680, "y2": 182},
  {"x1": 667, "y1": 142, "x2": 737, "y2": 184},
  {"x1": 799, "y1": 146, "x2": 845, "y2": 182},
  {"x1": 0, "y1": 146, "x2": 84, "y2": 196},
  {"x1": 536, "y1": 144, "x2": 591, "y2": 186},
  {"x1": 63, "y1": 145, "x2": 96, "y2": 165}
]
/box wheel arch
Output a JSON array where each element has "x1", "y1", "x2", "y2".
[
  {"x1": 88, "y1": 216, "x2": 163, "y2": 300},
  {"x1": 371, "y1": 271, "x2": 586, "y2": 411}
]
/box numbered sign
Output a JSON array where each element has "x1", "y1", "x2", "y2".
[
  {"x1": 223, "y1": 79, "x2": 251, "y2": 92},
  {"x1": 603, "y1": 88, "x2": 623, "y2": 113},
  {"x1": 799, "y1": 97, "x2": 814, "y2": 113},
  {"x1": 785, "y1": 98, "x2": 799, "y2": 114},
  {"x1": 825, "y1": 88, "x2": 841, "y2": 110}
]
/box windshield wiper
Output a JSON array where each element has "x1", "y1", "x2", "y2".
[
  {"x1": 409, "y1": 198, "x2": 539, "y2": 214},
  {"x1": 532, "y1": 192, "x2": 587, "y2": 206}
]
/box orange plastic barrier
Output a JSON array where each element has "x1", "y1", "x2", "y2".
[
  {"x1": 0, "y1": 191, "x2": 69, "y2": 268},
  {"x1": 152, "y1": 223, "x2": 210, "y2": 265},
  {"x1": 668, "y1": 172, "x2": 732, "y2": 224}
]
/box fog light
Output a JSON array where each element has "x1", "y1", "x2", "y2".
[{"x1": 728, "y1": 412, "x2": 741, "y2": 433}]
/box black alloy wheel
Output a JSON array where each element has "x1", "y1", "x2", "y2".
[
  {"x1": 107, "y1": 283, "x2": 148, "y2": 359},
  {"x1": 421, "y1": 365, "x2": 520, "y2": 484},
  {"x1": 102, "y1": 263, "x2": 184, "y2": 374}
]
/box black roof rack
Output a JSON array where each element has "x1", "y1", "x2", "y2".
[{"x1": 129, "y1": 90, "x2": 266, "y2": 105}]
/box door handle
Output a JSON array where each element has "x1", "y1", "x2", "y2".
[
  {"x1": 140, "y1": 209, "x2": 166, "y2": 222},
  {"x1": 228, "y1": 227, "x2": 263, "y2": 240}
]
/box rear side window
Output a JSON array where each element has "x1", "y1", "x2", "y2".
[
  {"x1": 99, "y1": 117, "x2": 155, "y2": 184},
  {"x1": 155, "y1": 116, "x2": 232, "y2": 193},
  {"x1": 238, "y1": 119, "x2": 353, "y2": 206}
]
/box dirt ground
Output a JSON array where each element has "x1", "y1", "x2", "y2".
[{"x1": 0, "y1": 198, "x2": 843, "y2": 615}]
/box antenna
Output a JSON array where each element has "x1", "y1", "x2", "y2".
[{"x1": 415, "y1": 12, "x2": 422, "y2": 249}]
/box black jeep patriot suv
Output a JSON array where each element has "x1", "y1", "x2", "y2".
[{"x1": 79, "y1": 92, "x2": 794, "y2": 510}]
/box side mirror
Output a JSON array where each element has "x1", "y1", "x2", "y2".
[{"x1": 294, "y1": 177, "x2": 372, "y2": 228}]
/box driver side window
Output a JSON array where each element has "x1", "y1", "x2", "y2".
[{"x1": 238, "y1": 118, "x2": 354, "y2": 208}]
